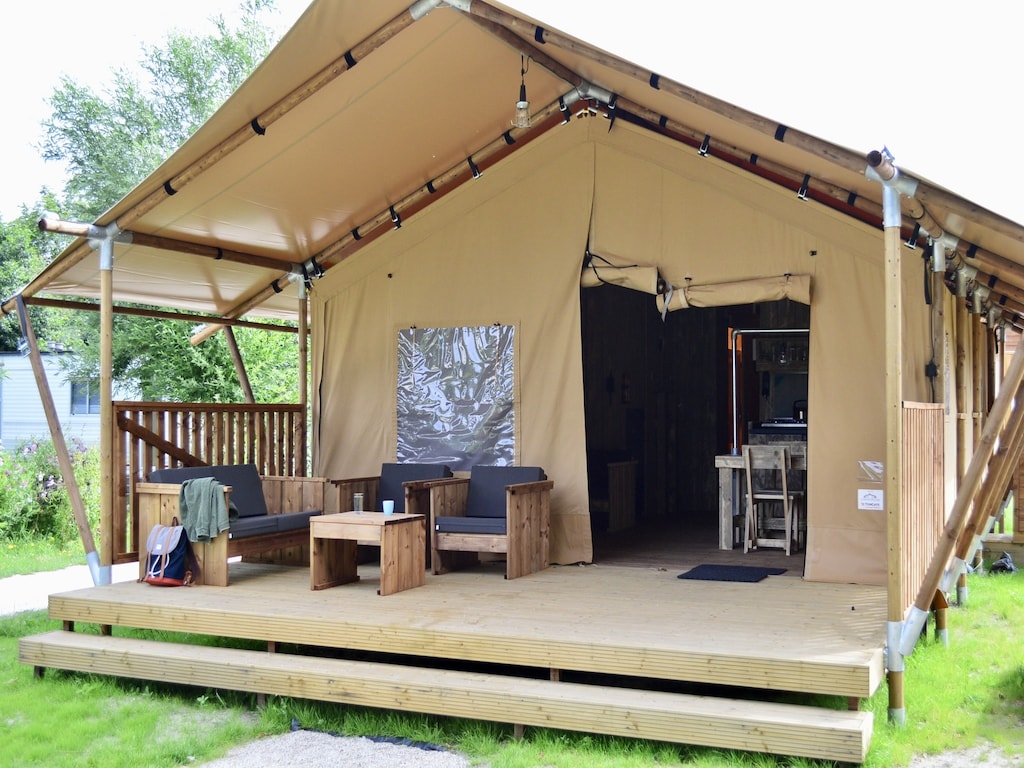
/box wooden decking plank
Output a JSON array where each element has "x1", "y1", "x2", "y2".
[
  {"x1": 45, "y1": 562, "x2": 884, "y2": 698},
  {"x1": 20, "y1": 631, "x2": 872, "y2": 763}
]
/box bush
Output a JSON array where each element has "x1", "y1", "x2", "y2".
[{"x1": 0, "y1": 437, "x2": 100, "y2": 543}]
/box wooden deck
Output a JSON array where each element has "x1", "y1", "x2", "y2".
[{"x1": 20, "y1": 519, "x2": 885, "y2": 762}]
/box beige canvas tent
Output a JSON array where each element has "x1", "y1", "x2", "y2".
[{"x1": 10, "y1": 0, "x2": 1024, "y2": 591}]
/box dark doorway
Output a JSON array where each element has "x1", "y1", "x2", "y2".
[{"x1": 580, "y1": 283, "x2": 808, "y2": 560}]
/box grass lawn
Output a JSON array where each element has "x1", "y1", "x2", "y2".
[{"x1": 0, "y1": 537, "x2": 88, "y2": 578}]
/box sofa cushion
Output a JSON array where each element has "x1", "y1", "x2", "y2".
[
  {"x1": 378, "y1": 463, "x2": 452, "y2": 513},
  {"x1": 273, "y1": 509, "x2": 322, "y2": 533},
  {"x1": 148, "y1": 464, "x2": 268, "y2": 518},
  {"x1": 435, "y1": 515, "x2": 507, "y2": 535},
  {"x1": 465, "y1": 465, "x2": 546, "y2": 519},
  {"x1": 228, "y1": 514, "x2": 280, "y2": 539}
]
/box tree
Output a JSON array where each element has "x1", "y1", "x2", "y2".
[
  {"x1": 59, "y1": 313, "x2": 300, "y2": 403},
  {"x1": 25, "y1": 0, "x2": 301, "y2": 402},
  {"x1": 0, "y1": 196, "x2": 74, "y2": 352},
  {"x1": 42, "y1": 0, "x2": 279, "y2": 220}
]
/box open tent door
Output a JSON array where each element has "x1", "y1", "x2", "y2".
[{"x1": 580, "y1": 251, "x2": 812, "y2": 561}]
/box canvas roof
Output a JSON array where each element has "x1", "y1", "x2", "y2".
[{"x1": 13, "y1": 0, "x2": 1024, "y2": 326}]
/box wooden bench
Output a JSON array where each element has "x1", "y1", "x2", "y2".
[{"x1": 137, "y1": 465, "x2": 339, "y2": 586}]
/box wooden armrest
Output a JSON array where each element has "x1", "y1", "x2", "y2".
[
  {"x1": 331, "y1": 475, "x2": 380, "y2": 485},
  {"x1": 403, "y1": 478, "x2": 449, "y2": 490},
  {"x1": 136, "y1": 481, "x2": 234, "y2": 493},
  {"x1": 421, "y1": 477, "x2": 468, "y2": 487},
  {"x1": 507, "y1": 480, "x2": 552, "y2": 530},
  {"x1": 506, "y1": 479, "x2": 554, "y2": 495}
]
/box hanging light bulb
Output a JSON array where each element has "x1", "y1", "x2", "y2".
[{"x1": 513, "y1": 55, "x2": 530, "y2": 129}]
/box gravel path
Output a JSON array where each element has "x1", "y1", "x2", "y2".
[
  {"x1": 197, "y1": 733, "x2": 1022, "y2": 768},
  {"x1": 194, "y1": 730, "x2": 476, "y2": 767}
]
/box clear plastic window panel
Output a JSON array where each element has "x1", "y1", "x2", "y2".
[{"x1": 396, "y1": 325, "x2": 515, "y2": 469}]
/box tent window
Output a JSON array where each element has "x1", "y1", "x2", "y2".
[
  {"x1": 71, "y1": 380, "x2": 100, "y2": 415},
  {"x1": 396, "y1": 325, "x2": 515, "y2": 469}
]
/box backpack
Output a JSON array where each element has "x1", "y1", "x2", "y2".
[{"x1": 142, "y1": 517, "x2": 197, "y2": 586}]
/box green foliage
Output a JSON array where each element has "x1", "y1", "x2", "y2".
[
  {"x1": 234, "y1": 324, "x2": 303, "y2": 403},
  {"x1": 56, "y1": 313, "x2": 299, "y2": 402},
  {"x1": 0, "y1": 200, "x2": 75, "y2": 352},
  {"x1": 0, "y1": 437, "x2": 100, "y2": 543},
  {"x1": 41, "y1": 1, "x2": 279, "y2": 220}
]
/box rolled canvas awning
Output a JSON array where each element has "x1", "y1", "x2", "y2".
[
  {"x1": 657, "y1": 273, "x2": 812, "y2": 312},
  {"x1": 582, "y1": 251, "x2": 810, "y2": 313},
  {"x1": 580, "y1": 252, "x2": 662, "y2": 294}
]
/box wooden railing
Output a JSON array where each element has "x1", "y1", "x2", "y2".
[
  {"x1": 900, "y1": 402, "x2": 945, "y2": 612},
  {"x1": 111, "y1": 402, "x2": 307, "y2": 563}
]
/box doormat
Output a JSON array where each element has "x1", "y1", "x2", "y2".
[{"x1": 677, "y1": 564, "x2": 786, "y2": 583}]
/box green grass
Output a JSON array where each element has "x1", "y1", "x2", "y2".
[
  {"x1": 860, "y1": 568, "x2": 1024, "y2": 768},
  {"x1": 0, "y1": 537, "x2": 85, "y2": 578},
  {"x1": 3, "y1": 569, "x2": 1022, "y2": 767},
  {"x1": 0, "y1": 613, "x2": 269, "y2": 768}
]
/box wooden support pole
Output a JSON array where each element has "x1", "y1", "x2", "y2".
[
  {"x1": 36, "y1": 217, "x2": 298, "y2": 273},
  {"x1": 956, "y1": 300, "x2": 973, "y2": 480},
  {"x1": 882, "y1": 222, "x2": 905, "y2": 725},
  {"x1": 298, "y1": 290, "x2": 308, "y2": 473},
  {"x1": 23, "y1": 296, "x2": 298, "y2": 334},
  {"x1": 14, "y1": 295, "x2": 103, "y2": 580},
  {"x1": 99, "y1": 244, "x2": 115, "y2": 577},
  {"x1": 932, "y1": 590, "x2": 950, "y2": 647},
  {"x1": 973, "y1": 316, "x2": 988, "y2": 451},
  {"x1": 298, "y1": 291, "x2": 308, "y2": 416},
  {"x1": 224, "y1": 326, "x2": 255, "y2": 404}
]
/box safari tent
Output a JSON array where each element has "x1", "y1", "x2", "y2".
[{"x1": 13, "y1": 0, "x2": 1024, "y2": 758}]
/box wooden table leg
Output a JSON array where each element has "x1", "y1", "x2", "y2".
[
  {"x1": 378, "y1": 518, "x2": 426, "y2": 595},
  {"x1": 718, "y1": 466, "x2": 735, "y2": 550},
  {"x1": 310, "y1": 534, "x2": 358, "y2": 590}
]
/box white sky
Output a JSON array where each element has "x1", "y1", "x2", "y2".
[{"x1": 3, "y1": 0, "x2": 1022, "y2": 225}]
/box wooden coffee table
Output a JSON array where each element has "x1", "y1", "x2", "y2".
[{"x1": 310, "y1": 512, "x2": 425, "y2": 595}]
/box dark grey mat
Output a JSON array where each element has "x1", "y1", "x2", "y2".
[{"x1": 677, "y1": 564, "x2": 786, "y2": 583}]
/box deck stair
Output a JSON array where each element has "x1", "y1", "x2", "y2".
[{"x1": 20, "y1": 630, "x2": 872, "y2": 763}]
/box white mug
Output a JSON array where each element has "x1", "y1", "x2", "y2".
[{"x1": 382, "y1": 499, "x2": 395, "y2": 515}]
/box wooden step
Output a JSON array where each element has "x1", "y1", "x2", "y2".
[
  {"x1": 980, "y1": 533, "x2": 1024, "y2": 566},
  {"x1": 20, "y1": 630, "x2": 872, "y2": 763}
]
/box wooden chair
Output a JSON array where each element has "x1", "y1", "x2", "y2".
[
  {"x1": 429, "y1": 465, "x2": 553, "y2": 579},
  {"x1": 333, "y1": 463, "x2": 452, "y2": 564},
  {"x1": 333, "y1": 462, "x2": 453, "y2": 515},
  {"x1": 742, "y1": 445, "x2": 804, "y2": 556}
]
